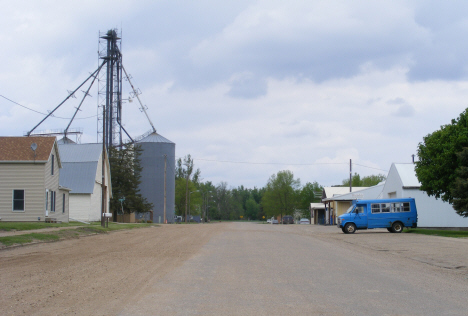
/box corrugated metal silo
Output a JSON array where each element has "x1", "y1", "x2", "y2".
[{"x1": 137, "y1": 132, "x2": 175, "y2": 223}]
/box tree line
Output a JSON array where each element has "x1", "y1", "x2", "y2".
[
  {"x1": 174, "y1": 155, "x2": 385, "y2": 222},
  {"x1": 106, "y1": 143, "x2": 385, "y2": 221}
]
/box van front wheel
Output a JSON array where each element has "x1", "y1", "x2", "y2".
[
  {"x1": 391, "y1": 222, "x2": 404, "y2": 233},
  {"x1": 344, "y1": 223, "x2": 356, "y2": 234}
]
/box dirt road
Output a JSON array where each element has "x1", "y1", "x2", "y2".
[
  {"x1": 1, "y1": 223, "x2": 468, "y2": 315},
  {"x1": 0, "y1": 223, "x2": 226, "y2": 316}
]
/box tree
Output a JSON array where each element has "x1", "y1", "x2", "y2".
[
  {"x1": 262, "y1": 170, "x2": 300, "y2": 220},
  {"x1": 175, "y1": 155, "x2": 201, "y2": 222},
  {"x1": 109, "y1": 144, "x2": 153, "y2": 215},
  {"x1": 341, "y1": 173, "x2": 386, "y2": 187},
  {"x1": 245, "y1": 197, "x2": 260, "y2": 220},
  {"x1": 415, "y1": 109, "x2": 468, "y2": 206},
  {"x1": 298, "y1": 182, "x2": 323, "y2": 218},
  {"x1": 450, "y1": 148, "x2": 468, "y2": 217}
]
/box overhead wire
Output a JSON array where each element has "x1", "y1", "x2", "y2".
[
  {"x1": 0, "y1": 94, "x2": 97, "y2": 120},
  {"x1": 177, "y1": 157, "x2": 389, "y2": 173}
]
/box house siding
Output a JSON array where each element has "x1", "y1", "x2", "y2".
[
  {"x1": 0, "y1": 163, "x2": 45, "y2": 221},
  {"x1": 69, "y1": 194, "x2": 91, "y2": 221},
  {"x1": 90, "y1": 182, "x2": 103, "y2": 221},
  {"x1": 94, "y1": 153, "x2": 111, "y2": 215},
  {"x1": 43, "y1": 145, "x2": 68, "y2": 222}
]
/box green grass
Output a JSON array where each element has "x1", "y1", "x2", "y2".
[
  {"x1": 405, "y1": 228, "x2": 468, "y2": 238},
  {"x1": 0, "y1": 222, "x2": 158, "y2": 247},
  {"x1": 0, "y1": 221, "x2": 84, "y2": 231},
  {"x1": 88, "y1": 222, "x2": 157, "y2": 231},
  {"x1": 0, "y1": 233, "x2": 60, "y2": 246}
]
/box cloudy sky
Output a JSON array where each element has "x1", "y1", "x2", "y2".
[{"x1": 2, "y1": 0, "x2": 468, "y2": 189}]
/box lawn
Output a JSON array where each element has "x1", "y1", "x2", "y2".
[
  {"x1": 0, "y1": 222, "x2": 158, "y2": 247},
  {"x1": 0, "y1": 221, "x2": 83, "y2": 231},
  {"x1": 405, "y1": 228, "x2": 468, "y2": 238}
]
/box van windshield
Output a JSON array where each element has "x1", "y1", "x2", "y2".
[{"x1": 346, "y1": 206, "x2": 355, "y2": 213}]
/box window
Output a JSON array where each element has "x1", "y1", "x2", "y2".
[
  {"x1": 51, "y1": 154, "x2": 54, "y2": 175},
  {"x1": 62, "y1": 194, "x2": 65, "y2": 214},
  {"x1": 402, "y1": 202, "x2": 410, "y2": 212},
  {"x1": 355, "y1": 206, "x2": 365, "y2": 213},
  {"x1": 50, "y1": 191, "x2": 56, "y2": 213},
  {"x1": 371, "y1": 203, "x2": 381, "y2": 213},
  {"x1": 45, "y1": 190, "x2": 49, "y2": 212},
  {"x1": 13, "y1": 190, "x2": 25, "y2": 211},
  {"x1": 391, "y1": 203, "x2": 401, "y2": 213},
  {"x1": 381, "y1": 203, "x2": 390, "y2": 213}
]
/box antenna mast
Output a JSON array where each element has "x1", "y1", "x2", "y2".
[{"x1": 122, "y1": 65, "x2": 157, "y2": 134}]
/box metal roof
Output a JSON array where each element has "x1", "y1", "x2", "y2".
[
  {"x1": 59, "y1": 162, "x2": 98, "y2": 194},
  {"x1": 323, "y1": 187, "x2": 368, "y2": 199},
  {"x1": 310, "y1": 203, "x2": 325, "y2": 209},
  {"x1": 393, "y1": 163, "x2": 421, "y2": 188},
  {"x1": 323, "y1": 183, "x2": 385, "y2": 201},
  {"x1": 58, "y1": 143, "x2": 103, "y2": 194},
  {"x1": 58, "y1": 143, "x2": 102, "y2": 163},
  {"x1": 137, "y1": 132, "x2": 174, "y2": 144},
  {"x1": 57, "y1": 137, "x2": 76, "y2": 144}
]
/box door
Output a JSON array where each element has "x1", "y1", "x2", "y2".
[{"x1": 352, "y1": 205, "x2": 367, "y2": 229}]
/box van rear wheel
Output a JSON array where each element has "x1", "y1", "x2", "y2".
[
  {"x1": 391, "y1": 222, "x2": 404, "y2": 233},
  {"x1": 344, "y1": 223, "x2": 356, "y2": 234}
]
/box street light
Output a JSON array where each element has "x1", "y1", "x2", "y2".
[{"x1": 188, "y1": 190, "x2": 199, "y2": 222}]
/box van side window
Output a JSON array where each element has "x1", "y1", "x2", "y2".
[
  {"x1": 402, "y1": 202, "x2": 410, "y2": 212},
  {"x1": 391, "y1": 203, "x2": 401, "y2": 212},
  {"x1": 371, "y1": 204, "x2": 380, "y2": 213},
  {"x1": 381, "y1": 203, "x2": 390, "y2": 213},
  {"x1": 355, "y1": 206, "x2": 365, "y2": 213}
]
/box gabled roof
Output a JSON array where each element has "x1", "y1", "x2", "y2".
[
  {"x1": 59, "y1": 143, "x2": 102, "y2": 162},
  {"x1": 58, "y1": 143, "x2": 104, "y2": 195},
  {"x1": 0, "y1": 136, "x2": 59, "y2": 164},
  {"x1": 322, "y1": 187, "x2": 368, "y2": 199},
  {"x1": 60, "y1": 162, "x2": 98, "y2": 194},
  {"x1": 393, "y1": 163, "x2": 421, "y2": 188},
  {"x1": 323, "y1": 183, "x2": 385, "y2": 201}
]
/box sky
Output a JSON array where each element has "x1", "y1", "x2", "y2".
[{"x1": 2, "y1": 0, "x2": 468, "y2": 189}]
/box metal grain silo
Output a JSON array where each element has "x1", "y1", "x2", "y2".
[{"x1": 137, "y1": 132, "x2": 175, "y2": 223}]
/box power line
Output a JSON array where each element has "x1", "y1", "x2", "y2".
[
  {"x1": 181, "y1": 157, "x2": 388, "y2": 173},
  {"x1": 0, "y1": 94, "x2": 97, "y2": 120}
]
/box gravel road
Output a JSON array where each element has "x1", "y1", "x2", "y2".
[{"x1": 1, "y1": 222, "x2": 468, "y2": 315}]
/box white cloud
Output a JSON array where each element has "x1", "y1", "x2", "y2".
[{"x1": 2, "y1": 0, "x2": 468, "y2": 188}]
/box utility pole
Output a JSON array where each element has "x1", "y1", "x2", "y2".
[
  {"x1": 349, "y1": 159, "x2": 352, "y2": 193},
  {"x1": 164, "y1": 154, "x2": 167, "y2": 224}
]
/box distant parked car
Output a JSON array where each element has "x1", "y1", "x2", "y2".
[
  {"x1": 271, "y1": 218, "x2": 279, "y2": 224},
  {"x1": 299, "y1": 218, "x2": 310, "y2": 224},
  {"x1": 267, "y1": 218, "x2": 272, "y2": 224},
  {"x1": 282, "y1": 215, "x2": 294, "y2": 224}
]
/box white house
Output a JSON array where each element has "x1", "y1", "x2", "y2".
[
  {"x1": 381, "y1": 163, "x2": 468, "y2": 228},
  {"x1": 58, "y1": 143, "x2": 111, "y2": 222},
  {"x1": 0, "y1": 136, "x2": 70, "y2": 222}
]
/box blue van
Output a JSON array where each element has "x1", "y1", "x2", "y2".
[{"x1": 337, "y1": 198, "x2": 418, "y2": 234}]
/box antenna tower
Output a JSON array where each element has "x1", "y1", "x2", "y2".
[{"x1": 97, "y1": 29, "x2": 123, "y2": 148}]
